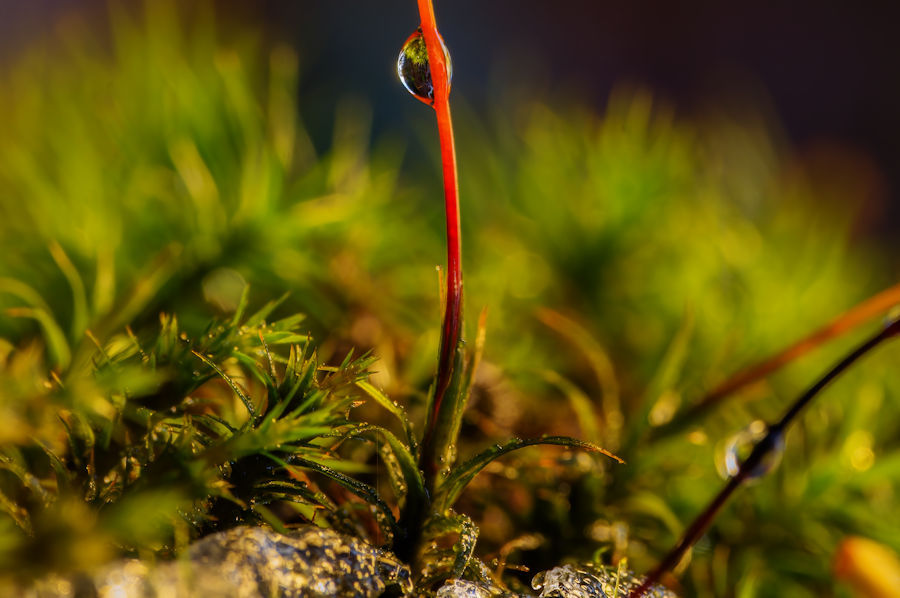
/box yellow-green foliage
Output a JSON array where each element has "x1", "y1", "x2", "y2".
[
  {"x1": 448, "y1": 93, "x2": 900, "y2": 596},
  {"x1": 0, "y1": 2, "x2": 898, "y2": 596}
]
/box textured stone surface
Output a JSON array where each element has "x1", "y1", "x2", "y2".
[
  {"x1": 433, "y1": 565, "x2": 676, "y2": 598},
  {"x1": 532, "y1": 565, "x2": 676, "y2": 598},
  {"x1": 26, "y1": 526, "x2": 412, "y2": 598},
  {"x1": 435, "y1": 578, "x2": 523, "y2": 598},
  {"x1": 24, "y1": 527, "x2": 676, "y2": 598}
]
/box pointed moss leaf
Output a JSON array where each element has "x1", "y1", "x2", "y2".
[
  {"x1": 261, "y1": 331, "x2": 310, "y2": 345},
  {"x1": 422, "y1": 337, "x2": 469, "y2": 481},
  {"x1": 339, "y1": 348, "x2": 356, "y2": 370},
  {"x1": 290, "y1": 456, "x2": 398, "y2": 537},
  {"x1": 355, "y1": 381, "x2": 416, "y2": 449},
  {"x1": 537, "y1": 308, "x2": 621, "y2": 442},
  {"x1": 0, "y1": 277, "x2": 54, "y2": 313},
  {"x1": 34, "y1": 440, "x2": 73, "y2": 492},
  {"x1": 273, "y1": 333, "x2": 312, "y2": 347},
  {"x1": 279, "y1": 345, "x2": 317, "y2": 405},
  {"x1": 232, "y1": 351, "x2": 276, "y2": 390},
  {"x1": 250, "y1": 504, "x2": 289, "y2": 533},
  {"x1": 58, "y1": 416, "x2": 83, "y2": 470},
  {"x1": 0, "y1": 454, "x2": 52, "y2": 507},
  {"x1": 85, "y1": 332, "x2": 114, "y2": 370},
  {"x1": 191, "y1": 350, "x2": 256, "y2": 424},
  {"x1": 436, "y1": 436, "x2": 623, "y2": 512},
  {"x1": 259, "y1": 386, "x2": 292, "y2": 422},
  {"x1": 190, "y1": 413, "x2": 237, "y2": 437},
  {"x1": 427, "y1": 311, "x2": 488, "y2": 480},
  {"x1": 102, "y1": 244, "x2": 182, "y2": 338},
  {"x1": 624, "y1": 310, "x2": 694, "y2": 451},
  {"x1": 262, "y1": 452, "x2": 339, "y2": 510},
  {"x1": 242, "y1": 292, "x2": 290, "y2": 328},
  {"x1": 254, "y1": 479, "x2": 314, "y2": 498},
  {"x1": 624, "y1": 491, "x2": 684, "y2": 537},
  {"x1": 156, "y1": 313, "x2": 180, "y2": 358},
  {"x1": 93, "y1": 365, "x2": 168, "y2": 399},
  {"x1": 290, "y1": 453, "x2": 373, "y2": 474},
  {"x1": 49, "y1": 241, "x2": 88, "y2": 341},
  {"x1": 257, "y1": 329, "x2": 278, "y2": 382},
  {"x1": 229, "y1": 284, "x2": 251, "y2": 328},
  {"x1": 268, "y1": 313, "x2": 307, "y2": 332},
  {"x1": 0, "y1": 488, "x2": 32, "y2": 534},
  {"x1": 291, "y1": 389, "x2": 329, "y2": 418},
  {"x1": 540, "y1": 369, "x2": 602, "y2": 443},
  {"x1": 335, "y1": 423, "x2": 424, "y2": 501},
  {"x1": 221, "y1": 421, "x2": 337, "y2": 460},
  {"x1": 67, "y1": 411, "x2": 97, "y2": 449},
  {"x1": 377, "y1": 441, "x2": 408, "y2": 505},
  {"x1": 5, "y1": 306, "x2": 70, "y2": 369},
  {"x1": 450, "y1": 513, "x2": 478, "y2": 577}
]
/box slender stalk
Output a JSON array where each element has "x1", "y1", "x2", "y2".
[
  {"x1": 684, "y1": 281, "x2": 900, "y2": 420},
  {"x1": 629, "y1": 318, "x2": 900, "y2": 597},
  {"x1": 414, "y1": 0, "x2": 464, "y2": 492}
]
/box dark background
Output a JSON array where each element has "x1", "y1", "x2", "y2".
[{"x1": 3, "y1": 0, "x2": 899, "y2": 237}]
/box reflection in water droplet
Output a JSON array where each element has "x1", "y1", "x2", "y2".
[
  {"x1": 397, "y1": 28, "x2": 452, "y2": 104},
  {"x1": 717, "y1": 420, "x2": 785, "y2": 480}
]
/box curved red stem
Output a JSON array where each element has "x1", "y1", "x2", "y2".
[{"x1": 415, "y1": 0, "x2": 463, "y2": 485}]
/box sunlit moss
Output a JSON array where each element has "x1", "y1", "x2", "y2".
[{"x1": 0, "y1": 1, "x2": 897, "y2": 596}]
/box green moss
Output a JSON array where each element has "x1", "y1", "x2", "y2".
[{"x1": 0, "y1": 1, "x2": 898, "y2": 596}]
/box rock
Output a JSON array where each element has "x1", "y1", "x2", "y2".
[
  {"x1": 532, "y1": 565, "x2": 676, "y2": 598},
  {"x1": 432, "y1": 564, "x2": 677, "y2": 598},
  {"x1": 27, "y1": 526, "x2": 412, "y2": 598},
  {"x1": 24, "y1": 527, "x2": 675, "y2": 598},
  {"x1": 435, "y1": 578, "x2": 525, "y2": 597}
]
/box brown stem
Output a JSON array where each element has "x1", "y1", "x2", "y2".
[{"x1": 691, "y1": 282, "x2": 900, "y2": 417}]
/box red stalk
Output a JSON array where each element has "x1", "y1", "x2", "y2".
[{"x1": 415, "y1": 0, "x2": 463, "y2": 484}]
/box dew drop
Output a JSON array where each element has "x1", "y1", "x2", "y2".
[
  {"x1": 531, "y1": 570, "x2": 546, "y2": 591},
  {"x1": 397, "y1": 28, "x2": 452, "y2": 104},
  {"x1": 717, "y1": 420, "x2": 785, "y2": 480}
]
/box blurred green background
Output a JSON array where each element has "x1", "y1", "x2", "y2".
[{"x1": 1, "y1": 1, "x2": 899, "y2": 596}]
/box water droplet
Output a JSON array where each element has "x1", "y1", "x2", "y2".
[
  {"x1": 397, "y1": 28, "x2": 452, "y2": 105},
  {"x1": 717, "y1": 420, "x2": 784, "y2": 480},
  {"x1": 884, "y1": 314, "x2": 900, "y2": 337}
]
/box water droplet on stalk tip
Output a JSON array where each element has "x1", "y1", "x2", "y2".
[{"x1": 397, "y1": 28, "x2": 452, "y2": 104}]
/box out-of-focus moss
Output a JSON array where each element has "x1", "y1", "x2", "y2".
[{"x1": 0, "y1": 1, "x2": 897, "y2": 596}]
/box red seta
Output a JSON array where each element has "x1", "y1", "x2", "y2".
[{"x1": 414, "y1": 0, "x2": 463, "y2": 486}]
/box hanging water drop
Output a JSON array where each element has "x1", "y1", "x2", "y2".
[
  {"x1": 397, "y1": 28, "x2": 452, "y2": 105},
  {"x1": 531, "y1": 570, "x2": 546, "y2": 591},
  {"x1": 717, "y1": 420, "x2": 785, "y2": 480}
]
